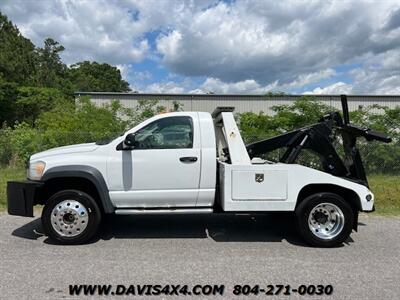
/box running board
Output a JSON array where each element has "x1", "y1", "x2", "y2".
[{"x1": 114, "y1": 208, "x2": 213, "y2": 215}]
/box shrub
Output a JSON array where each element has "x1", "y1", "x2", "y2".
[{"x1": 0, "y1": 97, "x2": 168, "y2": 166}]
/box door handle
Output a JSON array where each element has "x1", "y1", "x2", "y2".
[{"x1": 179, "y1": 156, "x2": 198, "y2": 163}]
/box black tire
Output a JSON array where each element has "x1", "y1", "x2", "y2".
[
  {"x1": 296, "y1": 192, "x2": 354, "y2": 247},
  {"x1": 42, "y1": 190, "x2": 101, "y2": 245}
]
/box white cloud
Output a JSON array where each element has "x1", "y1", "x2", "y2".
[
  {"x1": 303, "y1": 82, "x2": 353, "y2": 95},
  {"x1": 116, "y1": 64, "x2": 132, "y2": 81},
  {"x1": 283, "y1": 69, "x2": 337, "y2": 89},
  {"x1": 133, "y1": 70, "x2": 152, "y2": 82},
  {"x1": 2, "y1": 0, "x2": 400, "y2": 94},
  {"x1": 156, "y1": 0, "x2": 400, "y2": 92},
  {"x1": 192, "y1": 69, "x2": 337, "y2": 94},
  {"x1": 350, "y1": 68, "x2": 400, "y2": 95},
  {"x1": 0, "y1": 0, "x2": 151, "y2": 64},
  {"x1": 194, "y1": 77, "x2": 272, "y2": 94},
  {"x1": 188, "y1": 88, "x2": 205, "y2": 94},
  {"x1": 144, "y1": 81, "x2": 185, "y2": 94}
]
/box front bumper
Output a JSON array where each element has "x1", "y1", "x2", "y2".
[{"x1": 7, "y1": 181, "x2": 43, "y2": 217}]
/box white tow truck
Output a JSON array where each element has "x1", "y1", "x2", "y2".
[{"x1": 7, "y1": 96, "x2": 391, "y2": 247}]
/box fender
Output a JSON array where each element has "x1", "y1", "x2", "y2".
[
  {"x1": 296, "y1": 183, "x2": 362, "y2": 231},
  {"x1": 42, "y1": 165, "x2": 115, "y2": 213}
]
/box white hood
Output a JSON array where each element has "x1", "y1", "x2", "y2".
[{"x1": 30, "y1": 143, "x2": 99, "y2": 160}]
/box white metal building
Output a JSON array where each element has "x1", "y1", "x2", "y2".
[{"x1": 75, "y1": 92, "x2": 400, "y2": 114}]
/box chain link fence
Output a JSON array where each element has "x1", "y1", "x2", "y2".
[
  {"x1": 1, "y1": 125, "x2": 399, "y2": 175},
  {"x1": 242, "y1": 134, "x2": 400, "y2": 175},
  {"x1": 0, "y1": 129, "x2": 122, "y2": 166}
]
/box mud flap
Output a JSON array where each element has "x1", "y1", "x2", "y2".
[
  {"x1": 7, "y1": 181, "x2": 43, "y2": 217},
  {"x1": 353, "y1": 210, "x2": 359, "y2": 232}
]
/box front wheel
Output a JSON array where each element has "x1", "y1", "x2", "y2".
[
  {"x1": 42, "y1": 190, "x2": 101, "y2": 245},
  {"x1": 296, "y1": 193, "x2": 354, "y2": 247}
]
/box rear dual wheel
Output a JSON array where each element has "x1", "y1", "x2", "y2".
[
  {"x1": 42, "y1": 190, "x2": 101, "y2": 245},
  {"x1": 296, "y1": 193, "x2": 354, "y2": 247}
]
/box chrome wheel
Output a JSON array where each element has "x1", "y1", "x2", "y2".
[
  {"x1": 308, "y1": 203, "x2": 345, "y2": 240},
  {"x1": 50, "y1": 200, "x2": 89, "y2": 237}
]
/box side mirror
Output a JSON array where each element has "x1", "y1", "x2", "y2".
[{"x1": 124, "y1": 133, "x2": 136, "y2": 148}]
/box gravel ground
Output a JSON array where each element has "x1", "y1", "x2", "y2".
[{"x1": 0, "y1": 213, "x2": 399, "y2": 299}]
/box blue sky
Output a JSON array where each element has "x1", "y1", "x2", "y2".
[{"x1": 1, "y1": 0, "x2": 400, "y2": 94}]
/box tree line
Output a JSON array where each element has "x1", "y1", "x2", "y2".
[{"x1": 0, "y1": 12, "x2": 130, "y2": 126}]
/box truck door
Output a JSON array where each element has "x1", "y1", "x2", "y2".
[{"x1": 109, "y1": 114, "x2": 201, "y2": 208}]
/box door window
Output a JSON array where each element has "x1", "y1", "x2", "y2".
[{"x1": 134, "y1": 116, "x2": 193, "y2": 149}]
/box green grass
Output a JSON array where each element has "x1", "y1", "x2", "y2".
[
  {"x1": 368, "y1": 174, "x2": 400, "y2": 215},
  {"x1": 0, "y1": 166, "x2": 399, "y2": 215}
]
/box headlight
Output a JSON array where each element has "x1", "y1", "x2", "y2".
[{"x1": 28, "y1": 161, "x2": 46, "y2": 180}]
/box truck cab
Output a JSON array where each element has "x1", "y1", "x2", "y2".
[
  {"x1": 107, "y1": 112, "x2": 216, "y2": 209},
  {"x1": 7, "y1": 97, "x2": 391, "y2": 247}
]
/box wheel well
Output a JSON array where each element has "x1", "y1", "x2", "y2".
[
  {"x1": 38, "y1": 177, "x2": 105, "y2": 214},
  {"x1": 297, "y1": 184, "x2": 361, "y2": 213}
]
